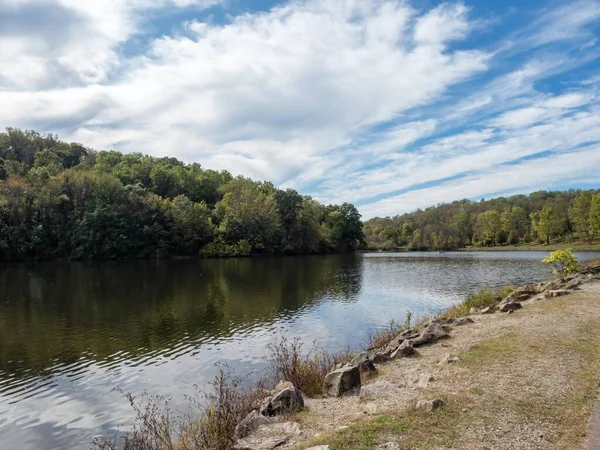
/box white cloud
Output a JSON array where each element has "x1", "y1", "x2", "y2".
[{"x1": 1, "y1": 0, "x2": 599, "y2": 218}]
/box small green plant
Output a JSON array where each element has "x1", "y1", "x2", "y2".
[{"x1": 542, "y1": 249, "x2": 580, "y2": 278}]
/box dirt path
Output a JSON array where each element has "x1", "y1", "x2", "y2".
[{"x1": 289, "y1": 281, "x2": 600, "y2": 450}]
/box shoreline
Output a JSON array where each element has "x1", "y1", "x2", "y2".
[{"x1": 96, "y1": 260, "x2": 600, "y2": 450}]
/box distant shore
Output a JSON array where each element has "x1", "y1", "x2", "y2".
[{"x1": 361, "y1": 241, "x2": 600, "y2": 253}]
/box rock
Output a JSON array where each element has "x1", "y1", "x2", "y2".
[
  {"x1": 233, "y1": 437, "x2": 288, "y2": 450},
  {"x1": 416, "y1": 399, "x2": 445, "y2": 412},
  {"x1": 359, "y1": 380, "x2": 399, "y2": 400},
  {"x1": 469, "y1": 307, "x2": 481, "y2": 314},
  {"x1": 390, "y1": 340, "x2": 418, "y2": 359},
  {"x1": 351, "y1": 350, "x2": 389, "y2": 366},
  {"x1": 357, "y1": 359, "x2": 378, "y2": 374},
  {"x1": 498, "y1": 301, "x2": 522, "y2": 313},
  {"x1": 376, "y1": 443, "x2": 401, "y2": 450},
  {"x1": 323, "y1": 365, "x2": 361, "y2": 397},
  {"x1": 438, "y1": 354, "x2": 460, "y2": 365},
  {"x1": 384, "y1": 330, "x2": 420, "y2": 354},
  {"x1": 306, "y1": 446, "x2": 330, "y2": 450},
  {"x1": 234, "y1": 422, "x2": 300, "y2": 450},
  {"x1": 416, "y1": 373, "x2": 434, "y2": 388},
  {"x1": 452, "y1": 317, "x2": 474, "y2": 326},
  {"x1": 544, "y1": 289, "x2": 571, "y2": 298},
  {"x1": 480, "y1": 306, "x2": 495, "y2": 314},
  {"x1": 235, "y1": 410, "x2": 272, "y2": 439},
  {"x1": 584, "y1": 260, "x2": 600, "y2": 274},
  {"x1": 259, "y1": 381, "x2": 304, "y2": 416},
  {"x1": 411, "y1": 323, "x2": 448, "y2": 347}
]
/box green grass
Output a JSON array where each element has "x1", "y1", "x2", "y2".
[{"x1": 440, "y1": 286, "x2": 513, "y2": 319}]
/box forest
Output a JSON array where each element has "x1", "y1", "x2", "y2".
[
  {"x1": 364, "y1": 189, "x2": 600, "y2": 251},
  {"x1": 0, "y1": 128, "x2": 363, "y2": 261}
]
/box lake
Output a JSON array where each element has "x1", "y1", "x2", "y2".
[{"x1": 1, "y1": 251, "x2": 599, "y2": 449}]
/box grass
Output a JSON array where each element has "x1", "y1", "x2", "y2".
[
  {"x1": 440, "y1": 286, "x2": 513, "y2": 319},
  {"x1": 463, "y1": 240, "x2": 600, "y2": 252}
]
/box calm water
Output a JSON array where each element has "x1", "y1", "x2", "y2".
[{"x1": 1, "y1": 251, "x2": 599, "y2": 449}]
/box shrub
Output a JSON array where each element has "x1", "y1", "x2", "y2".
[
  {"x1": 265, "y1": 336, "x2": 353, "y2": 397},
  {"x1": 542, "y1": 249, "x2": 580, "y2": 278},
  {"x1": 92, "y1": 366, "x2": 261, "y2": 450}
]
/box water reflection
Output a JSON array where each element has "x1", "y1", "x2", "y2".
[{"x1": 0, "y1": 251, "x2": 597, "y2": 449}]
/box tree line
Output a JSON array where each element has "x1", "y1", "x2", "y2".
[
  {"x1": 364, "y1": 189, "x2": 600, "y2": 251},
  {"x1": 0, "y1": 128, "x2": 364, "y2": 261}
]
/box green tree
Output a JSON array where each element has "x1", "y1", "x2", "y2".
[
  {"x1": 589, "y1": 193, "x2": 600, "y2": 243},
  {"x1": 474, "y1": 210, "x2": 501, "y2": 246},
  {"x1": 569, "y1": 192, "x2": 593, "y2": 243}
]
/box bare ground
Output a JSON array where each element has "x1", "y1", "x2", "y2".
[{"x1": 287, "y1": 282, "x2": 600, "y2": 450}]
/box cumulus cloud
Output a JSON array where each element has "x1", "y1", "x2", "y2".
[{"x1": 1, "y1": 0, "x2": 599, "y2": 217}]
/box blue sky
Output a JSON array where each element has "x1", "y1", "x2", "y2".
[{"x1": 1, "y1": 0, "x2": 600, "y2": 218}]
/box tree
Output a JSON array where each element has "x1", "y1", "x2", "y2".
[
  {"x1": 530, "y1": 207, "x2": 557, "y2": 245},
  {"x1": 589, "y1": 193, "x2": 600, "y2": 243},
  {"x1": 542, "y1": 249, "x2": 580, "y2": 278},
  {"x1": 473, "y1": 210, "x2": 501, "y2": 246},
  {"x1": 569, "y1": 192, "x2": 593, "y2": 243}
]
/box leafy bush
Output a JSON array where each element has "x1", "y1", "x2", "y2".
[{"x1": 542, "y1": 249, "x2": 580, "y2": 278}]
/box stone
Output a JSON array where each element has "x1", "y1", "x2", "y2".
[
  {"x1": 452, "y1": 317, "x2": 474, "y2": 326},
  {"x1": 359, "y1": 380, "x2": 399, "y2": 400},
  {"x1": 411, "y1": 323, "x2": 448, "y2": 347},
  {"x1": 438, "y1": 354, "x2": 460, "y2": 365},
  {"x1": 390, "y1": 340, "x2": 418, "y2": 359},
  {"x1": 323, "y1": 365, "x2": 361, "y2": 397},
  {"x1": 234, "y1": 422, "x2": 300, "y2": 450},
  {"x1": 545, "y1": 289, "x2": 571, "y2": 298},
  {"x1": 416, "y1": 373, "x2": 434, "y2": 388},
  {"x1": 351, "y1": 349, "x2": 389, "y2": 366},
  {"x1": 584, "y1": 260, "x2": 600, "y2": 274},
  {"x1": 306, "y1": 447, "x2": 330, "y2": 450},
  {"x1": 416, "y1": 399, "x2": 445, "y2": 412},
  {"x1": 498, "y1": 301, "x2": 522, "y2": 313},
  {"x1": 469, "y1": 307, "x2": 481, "y2": 315},
  {"x1": 356, "y1": 359, "x2": 378, "y2": 374},
  {"x1": 480, "y1": 306, "x2": 495, "y2": 314},
  {"x1": 235, "y1": 410, "x2": 272, "y2": 439},
  {"x1": 259, "y1": 382, "x2": 304, "y2": 416},
  {"x1": 376, "y1": 443, "x2": 401, "y2": 450}
]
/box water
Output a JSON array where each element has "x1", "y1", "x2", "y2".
[{"x1": 1, "y1": 251, "x2": 598, "y2": 449}]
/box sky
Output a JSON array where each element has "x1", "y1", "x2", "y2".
[{"x1": 1, "y1": 0, "x2": 600, "y2": 218}]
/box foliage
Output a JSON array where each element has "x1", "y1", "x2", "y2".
[
  {"x1": 542, "y1": 249, "x2": 580, "y2": 278},
  {"x1": 0, "y1": 128, "x2": 364, "y2": 261},
  {"x1": 264, "y1": 336, "x2": 354, "y2": 397},
  {"x1": 364, "y1": 189, "x2": 599, "y2": 251}
]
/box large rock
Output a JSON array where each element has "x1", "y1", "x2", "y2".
[
  {"x1": 584, "y1": 260, "x2": 600, "y2": 274},
  {"x1": 411, "y1": 322, "x2": 448, "y2": 347},
  {"x1": 498, "y1": 301, "x2": 522, "y2": 313},
  {"x1": 544, "y1": 289, "x2": 571, "y2": 298},
  {"x1": 234, "y1": 422, "x2": 300, "y2": 450},
  {"x1": 359, "y1": 380, "x2": 400, "y2": 400},
  {"x1": 390, "y1": 340, "x2": 418, "y2": 359},
  {"x1": 351, "y1": 349, "x2": 389, "y2": 366},
  {"x1": 259, "y1": 381, "x2": 304, "y2": 416},
  {"x1": 235, "y1": 410, "x2": 272, "y2": 439},
  {"x1": 416, "y1": 399, "x2": 445, "y2": 412},
  {"x1": 323, "y1": 365, "x2": 361, "y2": 397}
]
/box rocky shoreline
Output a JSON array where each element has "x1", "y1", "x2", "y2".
[{"x1": 232, "y1": 260, "x2": 600, "y2": 450}]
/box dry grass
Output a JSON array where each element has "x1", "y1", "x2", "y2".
[
  {"x1": 92, "y1": 366, "x2": 263, "y2": 450},
  {"x1": 264, "y1": 336, "x2": 354, "y2": 398}
]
